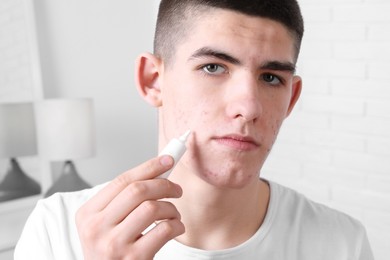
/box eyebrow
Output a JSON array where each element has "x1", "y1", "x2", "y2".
[
  {"x1": 188, "y1": 47, "x2": 296, "y2": 74},
  {"x1": 188, "y1": 47, "x2": 241, "y2": 65},
  {"x1": 262, "y1": 61, "x2": 296, "y2": 74}
]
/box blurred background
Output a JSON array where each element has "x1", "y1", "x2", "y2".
[{"x1": 0, "y1": 0, "x2": 389, "y2": 259}]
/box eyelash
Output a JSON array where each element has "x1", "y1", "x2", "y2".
[
  {"x1": 198, "y1": 64, "x2": 285, "y2": 87},
  {"x1": 261, "y1": 73, "x2": 285, "y2": 87},
  {"x1": 200, "y1": 64, "x2": 227, "y2": 75}
]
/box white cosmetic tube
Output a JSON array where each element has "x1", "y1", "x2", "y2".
[{"x1": 157, "y1": 130, "x2": 191, "y2": 179}]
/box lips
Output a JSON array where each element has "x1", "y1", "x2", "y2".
[{"x1": 213, "y1": 134, "x2": 260, "y2": 151}]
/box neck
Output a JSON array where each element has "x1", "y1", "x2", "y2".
[{"x1": 168, "y1": 167, "x2": 270, "y2": 250}]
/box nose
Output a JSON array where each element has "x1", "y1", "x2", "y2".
[{"x1": 225, "y1": 74, "x2": 262, "y2": 123}]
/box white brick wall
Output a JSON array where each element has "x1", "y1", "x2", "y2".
[
  {"x1": 262, "y1": 1, "x2": 390, "y2": 259},
  {"x1": 0, "y1": 0, "x2": 35, "y2": 103}
]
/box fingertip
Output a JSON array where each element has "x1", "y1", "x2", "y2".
[
  {"x1": 174, "y1": 183, "x2": 183, "y2": 197},
  {"x1": 159, "y1": 155, "x2": 174, "y2": 167}
]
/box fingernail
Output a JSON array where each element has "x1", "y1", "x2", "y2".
[
  {"x1": 175, "y1": 184, "x2": 183, "y2": 197},
  {"x1": 160, "y1": 155, "x2": 174, "y2": 167}
]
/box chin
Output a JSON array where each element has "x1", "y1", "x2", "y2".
[
  {"x1": 188, "y1": 145, "x2": 265, "y2": 189},
  {"x1": 200, "y1": 168, "x2": 259, "y2": 189}
]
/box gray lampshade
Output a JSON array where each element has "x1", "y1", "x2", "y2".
[{"x1": 0, "y1": 102, "x2": 37, "y2": 158}]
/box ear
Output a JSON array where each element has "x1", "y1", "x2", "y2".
[
  {"x1": 135, "y1": 52, "x2": 163, "y2": 107},
  {"x1": 286, "y1": 75, "x2": 302, "y2": 117}
]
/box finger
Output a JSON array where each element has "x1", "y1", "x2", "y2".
[
  {"x1": 114, "y1": 200, "x2": 181, "y2": 243},
  {"x1": 135, "y1": 219, "x2": 185, "y2": 256},
  {"x1": 82, "y1": 155, "x2": 174, "y2": 212},
  {"x1": 102, "y1": 179, "x2": 182, "y2": 224}
]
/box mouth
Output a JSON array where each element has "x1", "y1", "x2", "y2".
[{"x1": 212, "y1": 134, "x2": 260, "y2": 151}]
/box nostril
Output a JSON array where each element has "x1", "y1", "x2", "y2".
[{"x1": 227, "y1": 98, "x2": 262, "y2": 122}]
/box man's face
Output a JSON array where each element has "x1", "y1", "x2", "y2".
[{"x1": 157, "y1": 9, "x2": 301, "y2": 188}]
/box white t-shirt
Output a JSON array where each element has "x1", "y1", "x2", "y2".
[{"x1": 14, "y1": 180, "x2": 374, "y2": 260}]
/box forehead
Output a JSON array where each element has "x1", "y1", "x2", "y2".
[{"x1": 173, "y1": 9, "x2": 296, "y2": 65}]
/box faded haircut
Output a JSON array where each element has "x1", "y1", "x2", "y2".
[{"x1": 154, "y1": 0, "x2": 304, "y2": 66}]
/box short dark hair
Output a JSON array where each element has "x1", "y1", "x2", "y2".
[{"x1": 154, "y1": 0, "x2": 304, "y2": 65}]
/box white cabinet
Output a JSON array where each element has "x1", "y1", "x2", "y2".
[{"x1": 0, "y1": 196, "x2": 40, "y2": 259}]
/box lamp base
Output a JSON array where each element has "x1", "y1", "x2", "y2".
[
  {"x1": 0, "y1": 158, "x2": 41, "y2": 202},
  {"x1": 44, "y1": 160, "x2": 91, "y2": 197}
]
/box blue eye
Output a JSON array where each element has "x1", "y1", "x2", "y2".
[
  {"x1": 262, "y1": 73, "x2": 282, "y2": 86},
  {"x1": 202, "y1": 64, "x2": 226, "y2": 74}
]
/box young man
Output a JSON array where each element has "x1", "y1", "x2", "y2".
[{"x1": 15, "y1": 0, "x2": 374, "y2": 259}]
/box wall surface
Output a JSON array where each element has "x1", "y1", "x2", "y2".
[
  {"x1": 263, "y1": 1, "x2": 390, "y2": 259},
  {"x1": 0, "y1": 0, "x2": 36, "y2": 103}
]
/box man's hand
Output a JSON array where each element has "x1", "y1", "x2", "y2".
[{"x1": 75, "y1": 155, "x2": 185, "y2": 260}]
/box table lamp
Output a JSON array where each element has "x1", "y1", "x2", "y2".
[
  {"x1": 36, "y1": 98, "x2": 95, "y2": 197},
  {"x1": 0, "y1": 102, "x2": 41, "y2": 202}
]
